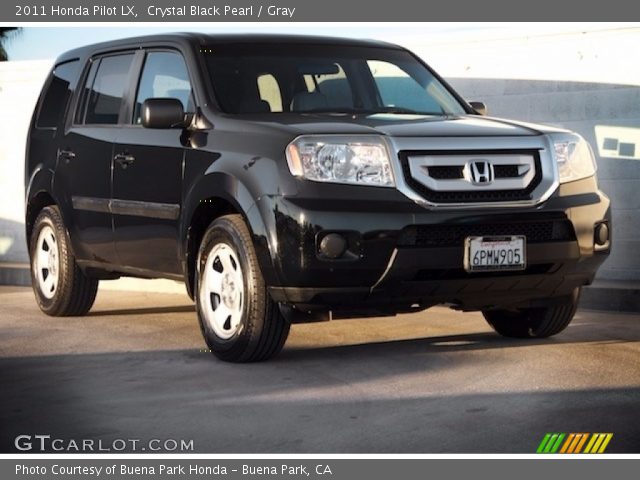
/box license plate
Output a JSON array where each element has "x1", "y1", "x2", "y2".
[{"x1": 464, "y1": 236, "x2": 526, "y2": 272}]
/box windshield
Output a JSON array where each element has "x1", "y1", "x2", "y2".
[{"x1": 203, "y1": 44, "x2": 467, "y2": 115}]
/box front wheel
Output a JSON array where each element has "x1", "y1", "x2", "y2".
[
  {"x1": 195, "y1": 214, "x2": 290, "y2": 362},
  {"x1": 483, "y1": 288, "x2": 581, "y2": 338}
]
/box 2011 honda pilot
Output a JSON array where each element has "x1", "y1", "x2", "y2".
[{"x1": 25, "y1": 34, "x2": 611, "y2": 362}]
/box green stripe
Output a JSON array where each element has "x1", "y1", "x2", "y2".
[
  {"x1": 544, "y1": 434, "x2": 559, "y2": 453},
  {"x1": 550, "y1": 433, "x2": 566, "y2": 453},
  {"x1": 537, "y1": 433, "x2": 552, "y2": 453}
]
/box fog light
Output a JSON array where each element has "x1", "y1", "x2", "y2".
[
  {"x1": 319, "y1": 233, "x2": 347, "y2": 259},
  {"x1": 594, "y1": 222, "x2": 610, "y2": 247}
]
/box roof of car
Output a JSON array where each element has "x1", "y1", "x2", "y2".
[{"x1": 56, "y1": 33, "x2": 403, "y2": 63}]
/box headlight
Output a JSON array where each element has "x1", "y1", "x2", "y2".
[
  {"x1": 551, "y1": 133, "x2": 597, "y2": 183},
  {"x1": 286, "y1": 135, "x2": 395, "y2": 187}
]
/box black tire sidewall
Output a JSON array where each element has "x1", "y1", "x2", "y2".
[
  {"x1": 29, "y1": 207, "x2": 71, "y2": 313},
  {"x1": 195, "y1": 218, "x2": 264, "y2": 357},
  {"x1": 484, "y1": 288, "x2": 580, "y2": 338}
]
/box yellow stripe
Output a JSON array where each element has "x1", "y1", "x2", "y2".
[
  {"x1": 567, "y1": 434, "x2": 582, "y2": 453},
  {"x1": 597, "y1": 434, "x2": 613, "y2": 454},
  {"x1": 560, "y1": 434, "x2": 575, "y2": 453},
  {"x1": 584, "y1": 434, "x2": 598, "y2": 454},
  {"x1": 590, "y1": 434, "x2": 606, "y2": 453},
  {"x1": 574, "y1": 434, "x2": 589, "y2": 453}
]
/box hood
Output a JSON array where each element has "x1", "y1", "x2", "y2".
[{"x1": 231, "y1": 113, "x2": 566, "y2": 138}]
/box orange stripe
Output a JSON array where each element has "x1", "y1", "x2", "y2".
[
  {"x1": 574, "y1": 433, "x2": 589, "y2": 453},
  {"x1": 567, "y1": 434, "x2": 582, "y2": 453},
  {"x1": 567, "y1": 433, "x2": 580, "y2": 453},
  {"x1": 560, "y1": 434, "x2": 576, "y2": 453}
]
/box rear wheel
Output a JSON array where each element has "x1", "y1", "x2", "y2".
[
  {"x1": 195, "y1": 214, "x2": 290, "y2": 362},
  {"x1": 30, "y1": 206, "x2": 98, "y2": 316},
  {"x1": 483, "y1": 288, "x2": 581, "y2": 338}
]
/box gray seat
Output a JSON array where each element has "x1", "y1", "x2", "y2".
[
  {"x1": 239, "y1": 99, "x2": 271, "y2": 113},
  {"x1": 290, "y1": 92, "x2": 329, "y2": 112}
]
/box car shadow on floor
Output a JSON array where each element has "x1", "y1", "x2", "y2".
[
  {"x1": 81, "y1": 301, "x2": 639, "y2": 359},
  {"x1": 88, "y1": 305, "x2": 195, "y2": 316},
  {"x1": 280, "y1": 316, "x2": 640, "y2": 360}
]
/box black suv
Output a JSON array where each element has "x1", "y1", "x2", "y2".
[{"x1": 25, "y1": 34, "x2": 611, "y2": 362}]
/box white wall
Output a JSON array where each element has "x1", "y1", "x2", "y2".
[
  {"x1": 0, "y1": 60, "x2": 50, "y2": 262},
  {"x1": 411, "y1": 27, "x2": 640, "y2": 87}
]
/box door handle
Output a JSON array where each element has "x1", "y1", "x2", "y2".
[
  {"x1": 57, "y1": 149, "x2": 76, "y2": 164},
  {"x1": 114, "y1": 153, "x2": 135, "y2": 169}
]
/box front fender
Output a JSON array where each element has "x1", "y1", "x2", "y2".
[{"x1": 180, "y1": 171, "x2": 280, "y2": 289}]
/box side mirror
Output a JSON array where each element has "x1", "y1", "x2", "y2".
[
  {"x1": 141, "y1": 98, "x2": 186, "y2": 129},
  {"x1": 469, "y1": 101, "x2": 488, "y2": 116}
]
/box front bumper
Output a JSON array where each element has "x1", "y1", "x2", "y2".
[{"x1": 258, "y1": 176, "x2": 610, "y2": 313}]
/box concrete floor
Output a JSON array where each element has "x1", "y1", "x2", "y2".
[{"x1": 1, "y1": 286, "x2": 639, "y2": 453}]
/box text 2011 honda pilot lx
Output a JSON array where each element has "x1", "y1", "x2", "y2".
[{"x1": 25, "y1": 34, "x2": 611, "y2": 362}]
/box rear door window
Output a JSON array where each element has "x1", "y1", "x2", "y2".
[{"x1": 81, "y1": 53, "x2": 135, "y2": 125}]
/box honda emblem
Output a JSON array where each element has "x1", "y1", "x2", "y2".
[{"x1": 469, "y1": 161, "x2": 494, "y2": 185}]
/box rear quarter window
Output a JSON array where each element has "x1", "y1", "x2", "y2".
[{"x1": 36, "y1": 60, "x2": 80, "y2": 129}]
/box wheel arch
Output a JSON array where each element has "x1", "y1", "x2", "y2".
[
  {"x1": 25, "y1": 167, "x2": 59, "y2": 245},
  {"x1": 181, "y1": 172, "x2": 277, "y2": 300}
]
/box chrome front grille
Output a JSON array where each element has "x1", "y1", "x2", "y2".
[{"x1": 399, "y1": 149, "x2": 543, "y2": 204}]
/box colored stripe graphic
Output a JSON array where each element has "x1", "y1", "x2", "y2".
[
  {"x1": 537, "y1": 433, "x2": 565, "y2": 453},
  {"x1": 549, "y1": 433, "x2": 565, "y2": 453},
  {"x1": 567, "y1": 433, "x2": 582, "y2": 453},
  {"x1": 538, "y1": 433, "x2": 613, "y2": 454},
  {"x1": 560, "y1": 434, "x2": 575, "y2": 453},
  {"x1": 584, "y1": 434, "x2": 598, "y2": 453},
  {"x1": 584, "y1": 433, "x2": 614, "y2": 454},
  {"x1": 597, "y1": 434, "x2": 613, "y2": 453},
  {"x1": 574, "y1": 433, "x2": 589, "y2": 453},
  {"x1": 544, "y1": 434, "x2": 559, "y2": 453},
  {"x1": 537, "y1": 434, "x2": 552, "y2": 453}
]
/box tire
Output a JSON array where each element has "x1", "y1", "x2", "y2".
[
  {"x1": 29, "y1": 205, "x2": 99, "y2": 316},
  {"x1": 195, "y1": 214, "x2": 290, "y2": 362},
  {"x1": 483, "y1": 288, "x2": 581, "y2": 338}
]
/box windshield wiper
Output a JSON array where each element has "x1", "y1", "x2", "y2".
[
  {"x1": 297, "y1": 108, "x2": 360, "y2": 114},
  {"x1": 298, "y1": 107, "x2": 446, "y2": 116},
  {"x1": 367, "y1": 106, "x2": 447, "y2": 115}
]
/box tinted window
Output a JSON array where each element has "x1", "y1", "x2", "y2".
[
  {"x1": 204, "y1": 44, "x2": 466, "y2": 115},
  {"x1": 303, "y1": 64, "x2": 354, "y2": 110},
  {"x1": 133, "y1": 51, "x2": 193, "y2": 124},
  {"x1": 74, "y1": 60, "x2": 98, "y2": 125},
  {"x1": 84, "y1": 54, "x2": 134, "y2": 125},
  {"x1": 368, "y1": 60, "x2": 443, "y2": 113},
  {"x1": 37, "y1": 60, "x2": 79, "y2": 128}
]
